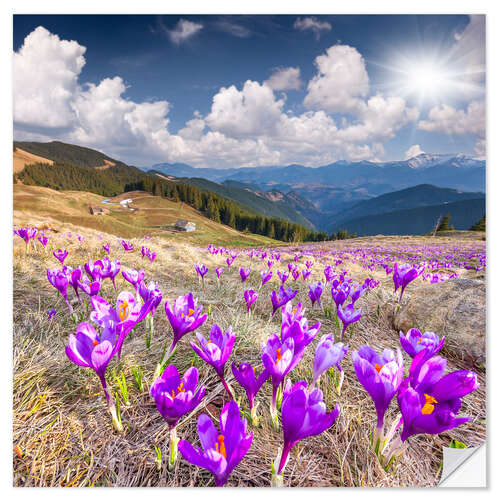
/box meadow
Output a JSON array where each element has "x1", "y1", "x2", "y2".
[{"x1": 12, "y1": 214, "x2": 485, "y2": 487}]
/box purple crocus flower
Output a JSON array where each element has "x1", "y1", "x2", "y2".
[
  {"x1": 65, "y1": 321, "x2": 123, "y2": 431},
  {"x1": 270, "y1": 286, "x2": 298, "y2": 316},
  {"x1": 163, "y1": 293, "x2": 207, "y2": 355},
  {"x1": 302, "y1": 269, "x2": 312, "y2": 280},
  {"x1": 312, "y1": 335, "x2": 349, "y2": 386},
  {"x1": 14, "y1": 228, "x2": 30, "y2": 247},
  {"x1": 399, "y1": 328, "x2": 445, "y2": 360},
  {"x1": 194, "y1": 263, "x2": 208, "y2": 283},
  {"x1": 90, "y1": 291, "x2": 152, "y2": 359},
  {"x1": 120, "y1": 240, "x2": 134, "y2": 252},
  {"x1": 106, "y1": 259, "x2": 121, "y2": 289},
  {"x1": 122, "y1": 268, "x2": 145, "y2": 292},
  {"x1": 352, "y1": 346, "x2": 404, "y2": 432},
  {"x1": 260, "y1": 270, "x2": 273, "y2": 287},
  {"x1": 149, "y1": 251, "x2": 157, "y2": 263},
  {"x1": 141, "y1": 246, "x2": 147, "y2": 259},
  {"x1": 277, "y1": 270, "x2": 288, "y2": 284},
  {"x1": 337, "y1": 303, "x2": 362, "y2": 340},
  {"x1": 190, "y1": 324, "x2": 235, "y2": 398},
  {"x1": 393, "y1": 263, "x2": 424, "y2": 300},
  {"x1": 85, "y1": 260, "x2": 104, "y2": 282},
  {"x1": 226, "y1": 257, "x2": 235, "y2": 267},
  {"x1": 63, "y1": 265, "x2": 83, "y2": 303},
  {"x1": 281, "y1": 302, "x2": 320, "y2": 373},
  {"x1": 397, "y1": 352, "x2": 479, "y2": 442},
  {"x1": 305, "y1": 261, "x2": 314, "y2": 269},
  {"x1": 267, "y1": 260, "x2": 274, "y2": 269},
  {"x1": 78, "y1": 275, "x2": 101, "y2": 297},
  {"x1": 324, "y1": 265, "x2": 336, "y2": 283},
  {"x1": 262, "y1": 334, "x2": 295, "y2": 423},
  {"x1": 178, "y1": 400, "x2": 253, "y2": 486},
  {"x1": 349, "y1": 283, "x2": 367, "y2": 304},
  {"x1": 231, "y1": 362, "x2": 268, "y2": 423},
  {"x1": 308, "y1": 281, "x2": 323, "y2": 309},
  {"x1": 53, "y1": 249, "x2": 68, "y2": 264},
  {"x1": 331, "y1": 284, "x2": 349, "y2": 308},
  {"x1": 47, "y1": 308, "x2": 57, "y2": 320},
  {"x1": 243, "y1": 290, "x2": 258, "y2": 313},
  {"x1": 275, "y1": 380, "x2": 340, "y2": 477},
  {"x1": 239, "y1": 267, "x2": 251, "y2": 282},
  {"x1": 139, "y1": 280, "x2": 163, "y2": 315},
  {"x1": 47, "y1": 268, "x2": 72, "y2": 312},
  {"x1": 215, "y1": 267, "x2": 225, "y2": 280},
  {"x1": 102, "y1": 243, "x2": 110, "y2": 254},
  {"x1": 38, "y1": 235, "x2": 48, "y2": 248},
  {"x1": 150, "y1": 365, "x2": 206, "y2": 427}
]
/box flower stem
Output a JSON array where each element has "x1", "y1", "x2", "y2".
[
  {"x1": 168, "y1": 426, "x2": 178, "y2": 471},
  {"x1": 220, "y1": 375, "x2": 235, "y2": 400}
]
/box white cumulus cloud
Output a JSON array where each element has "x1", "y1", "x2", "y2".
[
  {"x1": 264, "y1": 67, "x2": 302, "y2": 91},
  {"x1": 304, "y1": 45, "x2": 370, "y2": 115},
  {"x1": 13, "y1": 26, "x2": 86, "y2": 128}
]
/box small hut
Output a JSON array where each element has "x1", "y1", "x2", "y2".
[{"x1": 175, "y1": 219, "x2": 196, "y2": 232}]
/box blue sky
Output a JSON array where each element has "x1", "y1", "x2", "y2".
[{"x1": 13, "y1": 14, "x2": 485, "y2": 168}]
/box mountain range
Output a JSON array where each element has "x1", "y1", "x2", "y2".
[{"x1": 149, "y1": 153, "x2": 485, "y2": 233}]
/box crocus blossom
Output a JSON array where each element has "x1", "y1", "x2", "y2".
[
  {"x1": 65, "y1": 321, "x2": 123, "y2": 431},
  {"x1": 122, "y1": 268, "x2": 145, "y2": 292},
  {"x1": 397, "y1": 351, "x2": 479, "y2": 442},
  {"x1": 163, "y1": 293, "x2": 208, "y2": 355},
  {"x1": 194, "y1": 263, "x2": 208, "y2": 282},
  {"x1": 270, "y1": 286, "x2": 298, "y2": 316},
  {"x1": 274, "y1": 380, "x2": 340, "y2": 480},
  {"x1": 47, "y1": 268, "x2": 72, "y2": 312},
  {"x1": 399, "y1": 328, "x2": 445, "y2": 360},
  {"x1": 102, "y1": 243, "x2": 110, "y2": 254},
  {"x1": 53, "y1": 249, "x2": 68, "y2": 264},
  {"x1": 120, "y1": 240, "x2": 134, "y2": 251},
  {"x1": 178, "y1": 400, "x2": 253, "y2": 486},
  {"x1": 215, "y1": 267, "x2": 225, "y2": 280},
  {"x1": 243, "y1": 290, "x2": 258, "y2": 313},
  {"x1": 308, "y1": 282, "x2": 323, "y2": 309},
  {"x1": 239, "y1": 267, "x2": 251, "y2": 282},
  {"x1": 281, "y1": 302, "x2": 320, "y2": 373},
  {"x1": 277, "y1": 270, "x2": 288, "y2": 284},
  {"x1": 393, "y1": 263, "x2": 424, "y2": 300},
  {"x1": 337, "y1": 303, "x2": 362, "y2": 340},
  {"x1": 191, "y1": 324, "x2": 235, "y2": 398},
  {"x1": 262, "y1": 334, "x2": 295, "y2": 423},
  {"x1": 90, "y1": 291, "x2": 152, "y2": 358},
  {"x1": 231, "y1": 362, "x2": 268, "y2": 423},
  {"x1": 138, "y1": 281, "x2": 163, "y2": 315},
  {"x1": 260, "y1": 270, "x2": 273, "y2": 287},
  {"x1": 151, "y1": 365, "x2": 206, "y2": 426},
  {"x1": 312, "y1": 335, "x2": 349, "y2": 387},
  {"x1": 352, "y1": 346, "x2": 404, "y2": 432}
]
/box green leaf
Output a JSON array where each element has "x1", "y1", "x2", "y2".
[{"x1": 449, "y1": 439, "x2": 467, "y2": 449}]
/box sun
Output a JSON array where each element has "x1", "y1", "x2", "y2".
[{"x1": 397, "y1": 61, "x2": 454, "y2": 101}]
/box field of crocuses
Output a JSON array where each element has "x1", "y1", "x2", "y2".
[{"x1": 13, "y1": 225, "x2": 486, "y2": 487}]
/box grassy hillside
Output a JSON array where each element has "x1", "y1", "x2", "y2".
[
  {"x1": 14, "y1": 140, "x2": 121, "y2": 168},
  {"x1": 156, "y1": 174, "x2": 316, "y2": 230},
  {"x1": 332, "y1": 198, "x2": 486, "y2": 236},
  {"x1": 13, "y1": 185, "x2": 279, "y2": 247},
  {"x1": 13, "y1": 147, "x2": 53, "y2": 173}
]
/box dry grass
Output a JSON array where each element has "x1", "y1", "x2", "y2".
[
  {"x1": 12, "y1": 222, "x2": 486, "y2": 487},
  {"x1": 13, "y1": 148, "x2": 53, "y2": 174}
]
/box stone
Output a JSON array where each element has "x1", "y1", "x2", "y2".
[{"x1": 393, "y1": 278, "x2": 486, "y2": 367}]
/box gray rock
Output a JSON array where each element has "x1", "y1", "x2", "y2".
[{"x1": 393, "y1": 278, "x2": 486, "y2": 366}]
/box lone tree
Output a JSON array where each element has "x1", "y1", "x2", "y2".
[
  {"x1": 470, "y1": 214, "x2": 486, "y2": 231},
  {"x1": 437, "y1": 214, "x2": 451, "y2": 232}
]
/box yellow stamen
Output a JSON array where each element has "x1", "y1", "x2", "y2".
[
  {"x1": 422, "y1": 394, "x2": 437, "y2": 415},
  {"x1": 417, "y1": 338, "x2": 423, "y2": 344},
  {"x1": 374, "y1": 363, "x2": 383, "y2": 373},
  {"x1": 292, "y1": 307, "x2": 297, "y2": 314},
  {"x1": 215, "y1": 435, "x2": 226, "y2": 458},
  {"x1": 188, "y1": 308, "x2": 195, "y2": 316},
  {"x1": 92, "y1": 340, "x2": 99, "y2": 347},
  {"x1": 119, "y1": 301, "x2": 129, "y2": 321},
  {"x1": 276, "y1": 348, "x2": 282, "y2": 363}
]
